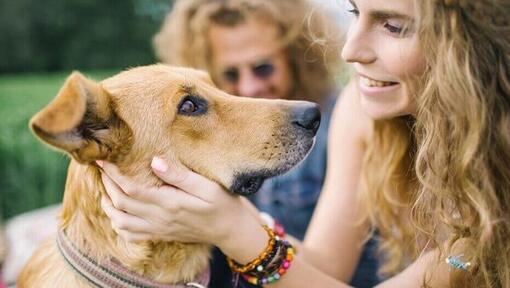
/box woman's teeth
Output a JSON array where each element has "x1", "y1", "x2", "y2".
[{"x1": 361, "y1": 76, "x2": 396, "y2": 87}]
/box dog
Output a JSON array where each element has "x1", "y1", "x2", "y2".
[{"x1": 17, "y1": 64, "x2": 320, "y2": 287}]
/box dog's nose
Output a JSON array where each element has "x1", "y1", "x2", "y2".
[{"x1": 291, "y1": 103, "x2": 321, "y2": 135}]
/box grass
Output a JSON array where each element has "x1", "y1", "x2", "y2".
[{"x1": 0, "y1": 70, "x2": 118, "y2": 220}]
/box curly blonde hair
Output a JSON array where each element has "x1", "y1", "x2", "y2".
[
  {"x1": 360, "y1": 1, "x2": 510, "y2": 287},
  {"x1": 153, "y1": 0, "x2": 342, "y2": 103}
]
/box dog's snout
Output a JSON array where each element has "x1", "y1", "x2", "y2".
[{"x1": 291, "y1": 103, "x2": 321, "y2": 135}]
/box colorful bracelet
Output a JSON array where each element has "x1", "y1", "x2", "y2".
[
  {"x1": 259, "y1": 212, "x2": 285, "y2": 238},
  {"x1": 228, "y1": 221, "x2": 295, "y2": 285},
  {"x1": 242, "y1": 239, "x2": 296, "y2": 285},
  {"x1": 253, "y1": 237, "x2": 284, "y2": 276},
  {"x1": 273, "y1": 219, "x2": 285, "y2": 238},
  {"x1": 446, "y1": 254, "x2": 472, "y2": 271},
  {"x1": 227, "y1": 225, "x2": 277, "y2": 274}
]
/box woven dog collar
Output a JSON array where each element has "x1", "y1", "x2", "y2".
[{"x1": 56, "y1": 230, "x2": 210, "y2": 288}]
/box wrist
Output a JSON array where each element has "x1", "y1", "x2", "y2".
[
  {"x1": 218, "y1": 213, "x2": 269, "y2": 264},
  {"x1": 226, "y1": 221, "x2": 295, "y2": 286}
]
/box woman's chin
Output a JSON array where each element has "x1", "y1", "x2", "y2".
[{"x1": 360, "y1": 98, "x2": 413, "y2": 120}]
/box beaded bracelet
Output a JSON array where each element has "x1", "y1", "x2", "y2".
[
  {"x1": 228, "y1": 222, "x2": 295, "y2": 285},
  {"x1": 446, "y1": 254, "x2": 472, "y2": 271},
  {"x1": 254, "y1": 237, "x2": 284, "y2": 275},
  {"x1": 259, "y1": 212, "x2": 285, "y2": 238},
  {"x1": 242, "y1": 239, "x2": 296, "y2": 285},
  {"x1": 227, "y1": 225, "x2": 277, "y2": 274},
  {"x1": 273, "y1": 219, "x2": 285, "y2": 238},
  {"x1": 244, "y1": 239, "x2": 289, "y2": 278}
]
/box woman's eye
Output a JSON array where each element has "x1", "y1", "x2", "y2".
[
  {"x1": 223, "y1": 69, "x2": 239, "y2": 83},
  {"x1": 384, "y1": 22, "x2": 403, "y2": 34},
  {"x1": 179, "y1": 99, "x2": 197, "y2": 114},
  {"x1": 347, "y1": 7, "x2": 359, "y2": 17},
  {"x1": 384, "y1": 20, "x2": 414, "y2": 37}
]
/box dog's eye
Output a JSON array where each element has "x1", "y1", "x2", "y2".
[
  {"x1": 177, "y1": 95, "x2": 207, "y2": 116},
  {"x1": 180, "y1": 100, "x2": 197, "y2": 114}
]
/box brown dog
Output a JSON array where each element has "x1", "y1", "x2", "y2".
[{"x1": 17, "y1": 65, "x2": 320, "y2": 287}]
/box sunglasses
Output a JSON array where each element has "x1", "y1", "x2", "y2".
[{"x1": 221, "y1": 59, "x2": 276, "y2": 84}]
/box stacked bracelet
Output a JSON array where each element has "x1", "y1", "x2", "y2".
[
  {"x1": 227, "y1": 222, "x2": 295, "y2": 286},
  {"x1": 241, "y1": 239, "x2": 295, "y2": 285},
  {"x1": 227, "y1": 225, "x2": 278, "y2": 274}
]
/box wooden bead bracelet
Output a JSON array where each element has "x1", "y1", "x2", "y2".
[{"x1": 227, "y1": 225, "x2": 277, "y2": 274}]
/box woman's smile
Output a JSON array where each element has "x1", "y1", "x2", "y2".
[{"x1": 357, "y1": 73, "x2": 401, "y2": 98}]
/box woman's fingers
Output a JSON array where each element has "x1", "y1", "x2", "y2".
[
  {"x1": 101, "y1": 196, "x2": 201, "y2": 243},
  {"x1": 100, "y1": 172, "x2": 155, "y2": 217},
  {"x1": 148, "y1": 184, "x2": 210, "y2": 215},
  {"x1": 101, "y1": 171, "x2": 207, "y2": 225},
  {"x1": 99, "y1": 159, "x2": 216, "y2": 205},
  {"x1": 117, "y1": 231, "x2": 153, "y2": 243},
  {"x1": 101, "y1": 197, "x2": 156, "y2": 234},
  {"x1": 99, "y1": 161, "x2": 154, "y2": 202},
  {"x1": 96, "y1": 159, "x2": 230, "y2": 243},
  {"x1": 151, "y1": 156, "x2": 221, "y2": 202}
]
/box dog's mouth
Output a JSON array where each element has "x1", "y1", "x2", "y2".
[
  {"x1": 230, "y1": 173, "x2": 268, "y2": 196},
  {"x1": 230, "y1": 137, "x2": 316, "y2": 196}
]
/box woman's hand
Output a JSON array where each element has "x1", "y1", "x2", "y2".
[{"x1": 97, "y1": 157, "x2": 253, "y2": 247}]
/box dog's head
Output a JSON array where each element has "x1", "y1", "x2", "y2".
[{"x1": 30, "y1": 65, "x2": 320, "y2": 195}]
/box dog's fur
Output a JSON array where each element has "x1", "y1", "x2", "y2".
[{"x1": 17, "y1": 65, "x2": 317, "y2": 287}]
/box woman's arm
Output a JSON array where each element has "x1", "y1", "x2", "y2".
[
  {"x1": 236, "y1": 81, "x2": 372, "y2": 282},
  {"x1": 377, "y1": 248, "x2": 453, "y2": 288},
  {"x1": 302, "y1": 80, "x2": 373, "y2": 281}
]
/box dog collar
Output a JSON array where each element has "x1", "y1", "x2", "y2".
[{"x1": 56, "y1": 230, "x2": 210, "y2": 288}]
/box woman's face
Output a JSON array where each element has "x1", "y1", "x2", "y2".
[
  {"x1": 342, "y1": 0, "x2": 425, "y2": 119},
  {"x1": 208, "y1": 18, "x2": 293, "y2": 100}
]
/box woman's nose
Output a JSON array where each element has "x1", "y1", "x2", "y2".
[
  {"x1": 236, "y1": 68, "x2": 268, "y2": 98},
  {"x1": 341, "y1": 21, "x2": 376, "y2": 64}
]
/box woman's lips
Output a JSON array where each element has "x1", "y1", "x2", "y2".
[
  {"x1": 360, "y1": 75, "x2": 398, "y2": 87},
  {"x1": 358, "y1": 75, "x2": 400, "y2": 96}
]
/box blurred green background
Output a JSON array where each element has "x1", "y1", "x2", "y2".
[{"x1": 0, "y1": 0, "x2": 173, "y2": 220}]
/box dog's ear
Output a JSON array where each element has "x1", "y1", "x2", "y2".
[{"x1": 30, "y1": 71, "x2": 128, "y2": 163}]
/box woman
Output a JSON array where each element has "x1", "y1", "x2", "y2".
[{"x1": 99, "y1": 0, "x2": 510, "y2": 286}]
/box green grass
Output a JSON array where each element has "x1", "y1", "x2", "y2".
[{"x1": 0, "y1": 70, "x2": 118, "y2": 220}]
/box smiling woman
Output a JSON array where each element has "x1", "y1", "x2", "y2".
[
  {"x1": 342, "y1": 0, "x2": 423, "y2": 119},
  {"x1": 354, "y1": 0, "x2": 510, "y2": 287}
]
